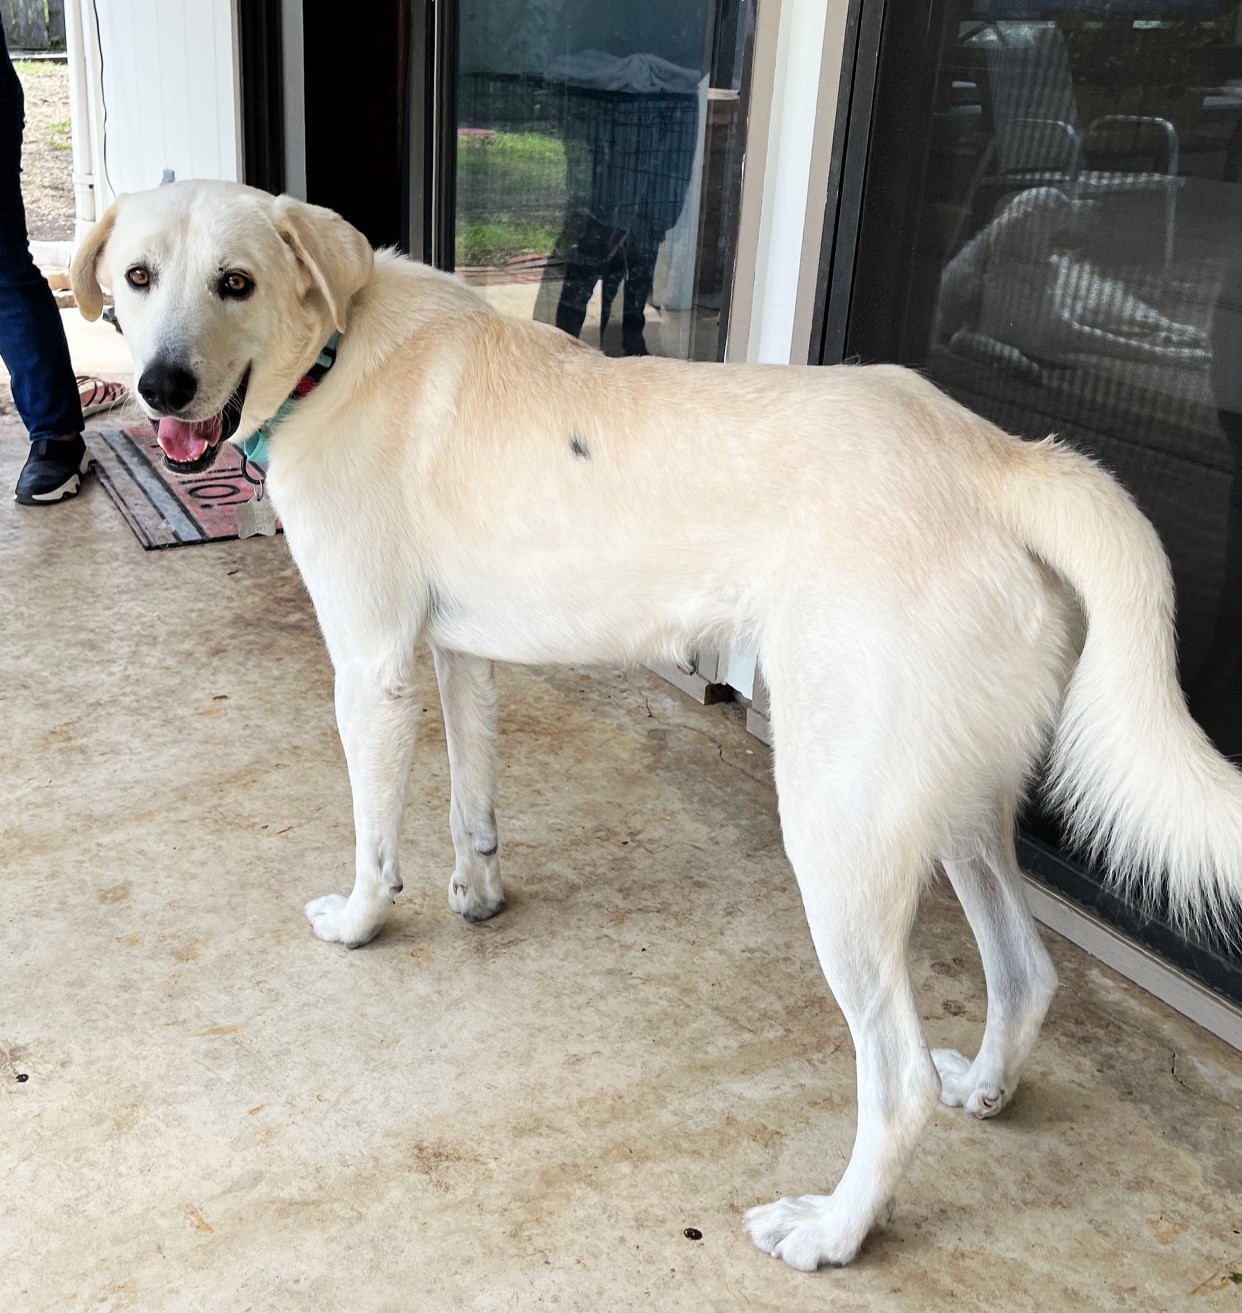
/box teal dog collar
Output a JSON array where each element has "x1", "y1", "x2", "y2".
[{"x1": 240, "y1": 331, "x2": 341, "y2": 468}]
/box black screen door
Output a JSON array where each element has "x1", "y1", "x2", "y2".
[{"x1": 825, "y1": 0, "x2": 1242, "y2": 1003}]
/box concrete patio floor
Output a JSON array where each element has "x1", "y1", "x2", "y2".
[{"x1": 2, "y1": 360, "x2": 1241, "y2": 1310}]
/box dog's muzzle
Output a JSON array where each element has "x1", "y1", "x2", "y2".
[{"x1": 154, "y1": 366, "x2": 252, "y2": 474}]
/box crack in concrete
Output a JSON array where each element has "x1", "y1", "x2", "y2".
[{"x1": 1170, "y1": 1050, "x2": 1189, "y2": 1091}]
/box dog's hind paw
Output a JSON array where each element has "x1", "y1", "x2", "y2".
[
  {"x1": 744, "y1": 1194, "x2": 867, "y2": 1270},
  {"x1": 932, "y1": 1047, "x2": 1011, "y2": 1118}
]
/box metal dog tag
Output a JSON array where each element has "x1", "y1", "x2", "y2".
[{"x1": 237, "y1": 487, "x2": 277, "y2": 538}]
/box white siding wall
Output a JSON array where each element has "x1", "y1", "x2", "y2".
[{"x1": 69, "y1": 0, "x2": 241, "y2": 224}]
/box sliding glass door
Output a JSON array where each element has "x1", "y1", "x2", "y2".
[
  {"x1": 433, "y1": 0, "x2": 753, "y2": 361},
  {"x1": 828, "y1": 0, "x2": 1242, "y2": 1001}
]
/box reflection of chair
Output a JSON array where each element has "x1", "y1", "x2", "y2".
[
  {"x1": 936, "y1": 186, "x2": 1212, "y2": 373},
  {"x1": 971, "y1": 22, "x2": 1180, "y2": 265}
]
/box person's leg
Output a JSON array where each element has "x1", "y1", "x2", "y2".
[
  {"x1": 0, "y1": 31, "x2": 83, "y2": 444},
  {"x1": 620, "y1": 236, "x2": 656, "y2": 357},
  {"x1": 1, "y1": 27, "x2": 91, "y2": 503},
  {"x1": 553, "y1": 219, "x2": 614, "y2": 340}
]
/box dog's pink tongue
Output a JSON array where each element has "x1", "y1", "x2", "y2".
[{"x1": 157, "y1": 414, "x2": 222, "y2": 462}]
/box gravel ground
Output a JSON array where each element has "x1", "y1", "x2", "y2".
[{"x1": 15, "y1": 59, "x2": 75, "y2": 242}]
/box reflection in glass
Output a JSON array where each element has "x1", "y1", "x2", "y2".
[
  {"x1": 854, "y1": 2, "x2": 1242, "y2": 756},
  {"x1": 456, "y1": 0, "x2": 750, "y2": 360}
]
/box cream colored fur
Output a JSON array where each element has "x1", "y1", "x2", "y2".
[{"x1": 72, "y1": 180, "x2": 1242, "y2": 1272}]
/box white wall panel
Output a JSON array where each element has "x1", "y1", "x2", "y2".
[{"x1": 84, "y1": 0, "x2": 241, "y2": 205}]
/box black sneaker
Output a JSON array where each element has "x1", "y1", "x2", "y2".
[{"x1": 14, "y1": 435, "x2": 93, "y2": 505}]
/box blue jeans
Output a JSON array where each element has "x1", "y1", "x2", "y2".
[{"x1": 0, "y1": 20, "x2": 82, "y2": 442}]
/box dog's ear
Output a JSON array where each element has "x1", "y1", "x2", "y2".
[
  {"x1": 70, "y1": 199, "x2": 121, "y2": 322},
  {"x1": 272, "y1": 196, "x2": 374, "y2": 334}
]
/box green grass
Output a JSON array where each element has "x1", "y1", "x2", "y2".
[
  {"x1": 460, "y1": 130, "x2": 563, "y2": 165},
  {"x1": 48, "y1": 117, "x2": 71, "y2": 151},
  {"x1": 456, "y1": 219, "x2": 560, "y2": 267},
  {"x1": 456, "y1": 129, "x2": 567, "y2": 261}
]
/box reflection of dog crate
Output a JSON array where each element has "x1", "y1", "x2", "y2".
[
  {"x1": 457, "y1": 73, "x2": 705, "y2": 353},
  {"x1": 456, "y1": 75, "x2": 699, "y2": 245},
  {"x1": 556, "y1": 86, "x2": 699, "y2": 243},
  {"x1": 552, "y1": 88, "x2": 699, "y2": 354},
  {"x1": 457, "y1": 75, "x2": 568, "y2": 230}
]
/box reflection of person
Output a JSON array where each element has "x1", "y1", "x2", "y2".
[
  {"x1": 554, "y1": 219, "x2": 664, "y2": 357},
  {"x1": 2, "y1": 20, "x2": 113, "y2": 504},
  {"x1": 544, "y1": 50, "x2": 700, "y2": 356}
]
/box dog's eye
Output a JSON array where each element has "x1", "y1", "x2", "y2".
[
  {"x1": 125, "y1": 266, "x2": 151, "y2": 290},
  {"x1": 219, "y1": 271, "x2": 254, "y2": 299}
]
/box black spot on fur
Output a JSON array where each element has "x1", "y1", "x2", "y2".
[{"x1": 569, "y1": 431, "x2": 590, "y2": 459}]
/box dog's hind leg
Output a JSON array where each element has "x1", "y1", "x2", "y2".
[
  {"x1": 433, "y1": 647, "x2": 505, "y2": 922},
  {"x1": 745, "y1": 649, "x2": 941, "y2": 1269},
  {"x1": 933, "y1": 814, "x2": 1057, "y2": 1118},
  {"x1": 305, "y1": 661, "x2": 421, "y2": 947}
]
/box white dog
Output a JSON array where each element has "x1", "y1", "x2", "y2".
[{"x1": 71, "y1": 180, "x2": 1241, "y2": 1272}]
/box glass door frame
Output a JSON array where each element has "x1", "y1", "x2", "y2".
[
  {"x1": 237, "y1": 0, "x2": 288, "y2": 196},
  {"x1": 413, "y1": 0, "x2": 458, "y2": 272}
]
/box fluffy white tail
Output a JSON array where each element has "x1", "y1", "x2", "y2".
[{"x1": 999, "y1": 436, "x2": 1242, "y2": 931}]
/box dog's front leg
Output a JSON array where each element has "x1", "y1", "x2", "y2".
[
  {"x1": 433, "y1": 647, "x2": 505, "y2": 921},
  {"x1": 305, "y1": 660, "x2": 420, "y2": 947}
]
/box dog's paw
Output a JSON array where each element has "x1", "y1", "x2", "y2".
[
  {"x1": 305, "y1": 893, "x2": 383, "y2": 948},
  {"x1": 447, "y1": 871, "x2": 504, "y2": 923},
  {"x1": 932, "y1": 1047, "x2": 1010, "y2": 1118},
  {"x1": 744, "y1": 1194, "x2": 865, "y2": 1270}
]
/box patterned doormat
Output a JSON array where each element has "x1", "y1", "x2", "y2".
[{"x1": 86, "y1": 427, "x2": 279, "y2": 549}]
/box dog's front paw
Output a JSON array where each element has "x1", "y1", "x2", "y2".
[
  {"x1": 745, "y1": 1194, "x2": 867, "y2": 1270},
  {"x1": 447, "y1": 870, "x2": 505, "y2": 923},
  {"x1": 305, "y1": 893, "x2": 384, "y2": 948}
]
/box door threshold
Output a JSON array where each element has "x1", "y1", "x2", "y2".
[{"x1": 1023, "y1": 876, "x2": 1242, "y2": 1051}]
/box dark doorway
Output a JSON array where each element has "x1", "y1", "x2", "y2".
[{"x1": 301, "y1": 0, "x2": 411, "y2": 249}]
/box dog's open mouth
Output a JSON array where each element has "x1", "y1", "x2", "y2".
[{"x1": 156, "y1": 367, "x2": 251, "y2": 474}]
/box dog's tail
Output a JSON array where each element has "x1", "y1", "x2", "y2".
[{"x1": 998, "y1": 434, "x2": 1242, "y2": 933}]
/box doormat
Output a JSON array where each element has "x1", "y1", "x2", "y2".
[{"x1": 86, "y1": 427, "x2": 280, "y2": 550}]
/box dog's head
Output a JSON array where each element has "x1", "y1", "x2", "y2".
[{"x1": 70, "y1": 180, "x2": 373, "y2": 472}]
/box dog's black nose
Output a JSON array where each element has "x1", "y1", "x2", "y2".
[{"x1": 137, "y1": 361, "x2": 198, "y2": 414}]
